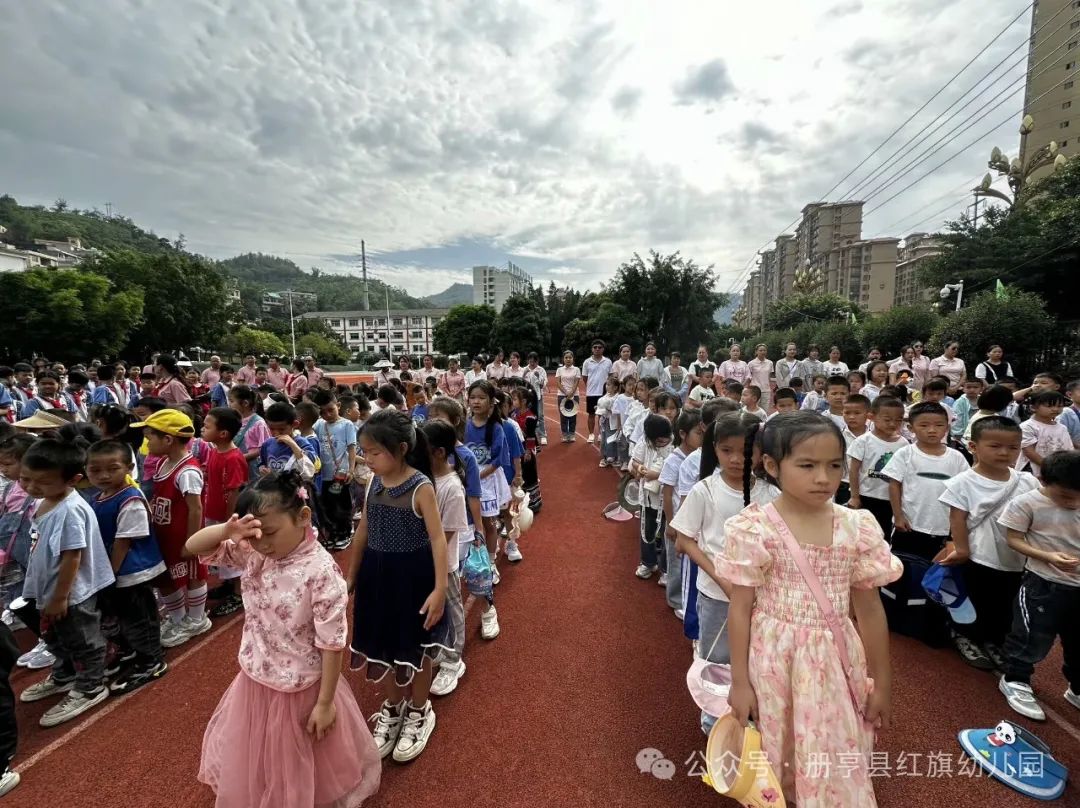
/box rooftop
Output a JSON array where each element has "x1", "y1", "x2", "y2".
[{"x1": 302, "y1": 308, "x2": 449, "y2": 318}]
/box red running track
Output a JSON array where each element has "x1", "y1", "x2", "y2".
[{"x1": 9, "y1": 421, "x2": 1080, "y2": 807}]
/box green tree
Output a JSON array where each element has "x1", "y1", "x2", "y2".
[
  {"x1": 857, "y1": 305, "x2": 940, "y2": 358},
  {"x1": 545, "y1": 283, "x2": 584, "y2": 359},
  {"x1": 491, "y1": 294, "x2": 546, "y2": 358},
  {"x1": 762, "y1": 292, "x2": 862, "y2": 331},
  {"x1": 562, "y1": 301, "x2": 642, "y2": 361},
  {"x1": 221, "y1": 327, "x2": 287, "y2": 359},
  {"x1": 605, "y1": 250, "x2": 728, "y2": 354},
  {"x1": 432, "y1": 304, "x2": 497, "y2": 358},
  {"x1": 296, "y1": 334, "x2": 349, "y2": 365},
  {"x1": 809, "y1": 321, "x2": 863, "y2": 366},
  {"x1": 929, "y1": 288, "x2": 1054, "y2": 381},
  {"x1": 0, "y1": 269, "x2": 144, "y2": 361}
]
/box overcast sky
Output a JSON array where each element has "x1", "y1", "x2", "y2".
[{"x1": 0, "y1": 1, "x2": 1038, "y2": 297}]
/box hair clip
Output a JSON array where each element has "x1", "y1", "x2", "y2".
[{"x1": 296, "y1": 486, "x2": 309, "y2": 502}]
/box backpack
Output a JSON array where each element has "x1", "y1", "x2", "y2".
[{"x1": 879, "y1": 551, "x2": 950, "y2": 648}]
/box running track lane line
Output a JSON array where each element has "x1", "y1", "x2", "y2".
[{"x1": 13, "y1": 613, "x2": 245, "y2": 775}]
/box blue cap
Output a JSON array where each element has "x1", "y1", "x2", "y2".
[{"x1": 922, "y1": 563, "x2": 976, "y2": 624}]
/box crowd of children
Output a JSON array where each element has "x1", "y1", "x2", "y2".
[
  {"x1": 0, "y1": 351, "x2": 548, "y2": 803},
  {"x1": 559, "y1": 338, "x2": 1079, "y2": 807}
]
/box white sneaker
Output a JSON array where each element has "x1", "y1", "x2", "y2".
[
  {"x1": 506, "y1": 540, "x2": 523, "y2": 562},
  {"x1": 999, "y1": 677, "x2": 1045, "y2": 721},
  {"x1": 587, "y1": 434, "x2": 595, "y2": 444},
  {"x1": 370, "y1": 700, "x2": 405, "y2": 759},
  {"x1": 539, "y1": 436, "x2": 548, "y2": 446},
  {"x1": 657, "y1": 573, "x2": 669, "y2": 587},
  {"x1": 492, "y1": 566, "x2": 501, "y2": 586},
  {"x1": 674, "y1": 609, "x2": 685, "y2": 620},
  {"x1": 17, "y1": 639, "x2": 54, "y2": 669},
  {"x1": 635, "y1": 564, "x2": 655, "y2": 579},
  {"x1": 1, "y1": 609, "x2": 25, "y2": 630},
  {"x1": 40, "y1": 687, "x2": 108, "y2": 727},
  {"x1": 180, "y1": 614, "x2": 212, "y2": 641},
  {"x1": 392, "y1": 701, "x2": 436, "y2": 763},
  {"x1": 430, "y1": 660, "x2": 466, "y2": 697},
  {"x1": 20, "y1": 674, "x2": 74, "y2": 703},
  {"x1": 0, "y1": 769, "x2": 19, "y2": 797},
  {"x1": 160, "y1": 619, "x2": 189, "y2": 648},
  {"x1": 481, "y1": 606, "x2": 500, "y2": 640},
  {"x1": 1064, "y1": 688, "x2": 1080, "y2": 710}
]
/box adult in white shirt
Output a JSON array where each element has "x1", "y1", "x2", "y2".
[
  {"x1": 687, "y1": 345, "x2": 716, "y2": 389},
  {"x1": 465, "y1": 357, "x2": 487, "y2": 387},
  {"x1": 636, "y1": 342, "x2": 665, "y2": 382},
  {"x1": 486, "y1": 350, "x2": 509, "y2": 381},
  {"x1": 610, "y1": 344, "x2": 637, "y2": 382},
  {"x1": 973, "y1": 344, "x2": 1014, "y2": 385},
  {"x1": 928, "y1": 341, "x2": 966, "y2": 394},
  {"x1": 506, "y1": 351, "x2": 526, "y2": 378},
  {"x1": 582, "y1": 340, "x2": 613, "y2": 443},
  {"x1": 857, "y1": 347, "x2": 884, "y2": 375},
  {"x1": 746, "y1": 344, "x2": 774, "y2": 410},
  {"x1": 717, "y1": 343, "x2": 750, "y2": 384},
  {"x1": 523, "y1": 352, "x2": 550, "y2": 444},
  {"x1": 909, "y1": 341, "x2": 932, "y2": 391},
  {"x1": 821, "y1": 346, "x2": 849, "y2": 378},
  {"x1": 774, "y1": 342, "x2": 799, "y2": 388}
]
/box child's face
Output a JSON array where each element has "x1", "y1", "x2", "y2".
[
  {"x1": 267, "y1": 420, "x2": 293, "y2": 438},
  {"x1": 256, "y1": 370, "x2": 268, "y2": 384},
  {"x1": 1043, "y1": 484, "x2": 1080, "y2": 511},
  {"x1": 681, "y1": 421, "x2": 706, "y2": 453},
  {"x1": 635, "y1": 383, "x2": 649, "y2": 403},
  {"x1": 341, "y1": 403, "x2": 360, "y2": 422},
  {"x1": 606, "y1": 380, "x2": 619, "y2": 395},
  {"x1": 15, "y1": 370, "x2": 32, "y2": 386},
  {"x1": 468, "y1": 389, "x2": 493, "y2": 418},
  {"x1": 699, "y1": 372, "x2": 714, "y2": 389},
  {"x1": 962, "y1": 382, "x2": 982, "y2": 400},
  {"x1": 922, "y1": 388, "x2": 945, "y2": 404},
  {"x1": 775, "y1": 398, "x2": 798, "y2": 413},
  {"x1": 740, "y1": 389, "x2": 758, "y2": 409},
  {"x1": 37, "y1": 378, "x2": 59, "y2": 397},
  {"x1": 144, "y1": 430, "x2": 172, "y2": 456},
  {"x1": 20, "y1": 466, "x2": 74, "y2": 500},
  {"x1": 766, "y1": 432, "x2": 844, "y2": 505},
  {"x1": 227, "y1": 395, "x2": 248, "y2": 412},
  {"x1": 202, "y1": 414, "x2": 228, "y2": 443},
  {"x1": 843, "y1": 403, "x2": 868, "y2": 431},
  {"x1": 186, "y1": 370, "x2": 199, "y2": 385},
  {"x1": 133, "y1": 405, "x2": 153, "y2": 421},
  {"x1": 0, "y1": 452, "x2": 20, "y2": 481},
  {"x1": 813, "y1": 377, "x2": 826, "y2": 393},
  {"x1": 714, "y1": 435, "x2": 750, "y2": 479},
  {"x1": 360, "y1": 432, "x2": 403, "y2": 476},
  {"x1": 249, "y1": 505, "x2": 311, "y2": 560},
  {"x1": 222, "y1": 371, "x2": 234, "y2": 384},
  {"x1": 1033, "y1": 376, "x2": 1060, "y2": 392},
  {"x1": 86, "y1": 451, "x2": 132, "y2": 491},
  {"x1": 970, "y1": 428, "x2": 1021, "y2": 469},
  {"x1": 872, "y1": 407, "x2": 904, "y2": 436},
  {"x1": 319, "y1": 402, "x2": 340, "y2": 422},
  {"x1": 141, "y1": 379, "x2": 155, "y2": 393},
  {"x1": 826, "y1": 385, "x2": 848, "y2": 411},
  {"x1": 1068, "y1": 386, "x2": 1080, "y2": 406},
  {"x1": 415, "y1": 391, "x2": 428, "y2": 406},
  {"x1": 1034, "y1": 402, "x2": 1064, "y2": 420},
  {"x1": 870, "y1": 365, "x2": 888, "y2": 385},
  {"x1": 911, "y1": 414, "x2": 948, "y2": 446},
  {"x1": 659, "y1": 400, "x2": 678, "y2": 422},
  {"x1": 847, "y1": 374, "x2": 863, "y2": 392}
]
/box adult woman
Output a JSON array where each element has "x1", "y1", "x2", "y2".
[
  {"x1": 821, "y1": 346, "x2": 848, "y2": 377},
  {"x1": 466, "y1": 356, "x2": 487, "y2": 386},
  {"x1": 506, "y1": 351, "x2": 526, "y2": 378},
  {"x1": 909, "y1": 340, "x2": 932, "y2": 391},
  {"x1": 437, "y1": 356, "x2": 467, "y2": 402},
  {"x1": 718, "y1": 343, "x2": 750, "y2": 384},
  {"x1": 888, "y1": 345, "x2": 915, "y2": 386},
  {"x1": 774, "y1": 342, "x2": 799, "y2": 388},
  {"x1": 929, "y1": 341, "x2": 966, "y2": 392},
  {"x1": 555, "y1": 350, "x2": 581, "y2": 442},
  {"x1": 687, "y1": 345, "x2": 716, "y2": 389},
  {"x1": 285, "y1": 358, "x2": 309, "y2": 403},
  {"x1": 152, "y1": 354, "x2": 191, "y2": 404},
  {"x1": 636, "y1": 342, "x2": 665, "y2": 382},
  {"x1": 486, "y1": 350, "x2": 508, "y2": 381},
  {"x1": 747, "y1": 344, "x2": 774, "y2": 409},
  {"x1": 974, "y1": 344, "x2": 1014, "y2": 385}
]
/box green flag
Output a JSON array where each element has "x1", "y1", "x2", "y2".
[{"x1": 995, "y1": 279, "x2": 1007, "y2": 300}]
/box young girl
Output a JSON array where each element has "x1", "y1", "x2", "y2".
[
  {"x1": 227, "y1": 385, "x2": 272, "y2": 479},
  {"x1": 631, "y1": 414, "x2": 674, "y2": 581},
  {"x1": 463, "y1": 382, "x2": 511, "y2": 585},
  {"x1": 555, "y1": 351, "x2": 581, "y2": 442},
  {"x1": 862, "y1": 361, "x2": 890, "y2": 402},
  {"x1": 719, "y1": 411, "x2": 902, "y2": 806},
  {"x1": 597, "y1": 376, "x2": 620, "y2": 468},
  {"x1": 347, "y1": 409, "x2": 451, "y2": 763},
  {"x1": 670, "y1": 411, "x2": 779, "y2": 733},
  {"x1": 422, "y1": 421, "x2": 471, "y2": 698},
  {"x1": 612, "y1": 375, "x2": 635, "y2": 470},
  {"x1": 189, "y1": 472, "x2": 381, "y2": 807},
  {"x1": 660, "y1": 409, "x2": 703, "y2": 616},
  {"x1": 847, "y1": 370, "x2": 866, "y2": 397},
  {"x1": 510, "y1": 386, "x2": 542, "y2": 514}
]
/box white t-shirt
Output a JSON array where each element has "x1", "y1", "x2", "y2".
[
  {"x1": 611, "y1": 393, "x2": 631, "y2": 427},
  {"x1": 659, "y1": 448, "x2": 687, "y2": 512},
  {"x1": 847, "y1": 432, "x2": 908, "y2": 500},
  {"x1": 880, "y1": 444, "x2": 970, "y2": 535},
  {"x1": 840, "y1": 426, "x2": 868, "y2": 484},
  {"x1": 464, "y1": 369, "x2": 487, "y2": 386},
  {"x1": 623, "y1": 400, "x2": 647, "y2": 438},
  {"x1": 998, "y1": 488, "x2": 1080, "y2": 586},
  {"x1": 596, "y1": 393, "x2": 615, "y2": 421},
  {"x1": 823, "y1": 361, "x2": 849, "y2": 377},
  {"x1": 939, "y1": 468, "x2": 1039, "y2": 571},
  {"x1": 689, "y1": 385, "x2": 716, "y2": 403},
  {"x1": 581, "y1": 356, "x2": 613, "y2": 396},
  {"x1": 158, "y1": 456, "x2": 204, "y2": 497},
  {"x1": 677, "y1": 448, "x2": 715, "y2": 498},
  {"x1": 1017, "y1": 419, "x2": 1073, "y2": 477},
  {"x1": 669, "y1": 476, "x2": 780, "y2": 601},
  {"x1": 631, "y1": 441, "x2": 674, "y2": 508},
  {"x1": 688, "y1": 360, "x2": 717, "y2": 380},
  {"x1": 555, "y1": 365, "x2": 582, "y2": 397},
  {"x1": 115, "y1": 498, "x2": 165, "y2": 587},
  {"x1": 434, "y1": 472, "x2": 469, "y2": 574}
]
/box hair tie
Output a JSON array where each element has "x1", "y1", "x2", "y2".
[{"x1": 296, "y1": 486, "x2": 309, "y2": 502}]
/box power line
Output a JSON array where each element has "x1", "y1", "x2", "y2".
[{"x1": 871, "y1": 173, "x2": 985, "y2": 236}]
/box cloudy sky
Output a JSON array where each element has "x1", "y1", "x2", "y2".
[{"x1": 0, "y1": 1, "x2": 1042, "y2": 297}]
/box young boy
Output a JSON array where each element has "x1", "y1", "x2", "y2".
[
  {"x1": 210, "y1": 364, "x2": 235, "y2": 409},
  {"x1": 951, "y1": 377, "x2": 984, "y2": 445},
  {"x1": 86, "y1": 440, "x2": 168, "y2": 694},
  {"x1": 799, "y1": 374, "x2": 829, "y2": 414},
  {"x1": 882, "y1": 402, "x2": 969, "y2": 560},
  {"x1": 686, "y1": 368, "x2": 716, "y2": 409},
  {"x1": 847, "y1": 396, "x2": 907, "y2": 537},
  {"x1": 790, "y1": 377, "x2": 806, "y2": 406},
  {"x1": 770, "y1": 387, "x2": 799, "y2": 417},
  {"x1": 938, "y1": 417, "x2": 1039, "y2": 670},
  {"x1": 1018, "y1": 390, "x2": 1072, "y2": 479},
  {"x1": 824, "y1": 376, "x2": 850, "y2": 430},
  {"x1": 409, "y1": 390, "x2": 429, "y2": 426},
  {"x1": 836, "y1": 393, "x2": 871, "y2": 505},
  {"x1": 131, "y1": 409, "x2": 207, "y2": 648},
  {"x1": 260, "y1": 402, "x2": 319, "y2": 478},
  {"x1": 722, "y1": 380, "x2": 743, "y2": 405},
  {"x1": 740, "y1": 385, "x2": 767, "y2": 420},
  {"x1": 312, "y1": 390, "x2": 357, "y2": 551},
  {"x1": 138, "y1": 372, "x2": 157, "y2": 400},
  {"x1": 997, "y1": 450, "x2": 1080, "y2": 720},
  {"x1": 201, "y1": 407, "x2": 249, "y2": 617},
  {"x1": 16, "y1": 439, "x2": 115, "y2": 725}
]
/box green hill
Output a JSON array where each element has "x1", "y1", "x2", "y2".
[
  {"x1": 423, "y1": 282, "x2": 473, "y2": 307},
  {"x1": 0, "y1": 194, "x2": 177, "y2": 254}
]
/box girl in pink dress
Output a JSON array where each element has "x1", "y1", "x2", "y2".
[
  {"x1": 719, "y1": 412, "x2": 902, "y2": 807},
  {"x1": 187, "y1": 471, "x2": 380, "y2": 808}
]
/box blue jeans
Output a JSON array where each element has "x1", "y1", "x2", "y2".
[
  {"x1": 697, "y1": 593, "x2": 731, "y2": 734},
  {"x1": 558, "y1": 396, "x2": 577, "y2": 437}
]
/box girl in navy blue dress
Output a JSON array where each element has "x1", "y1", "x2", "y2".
[{"x1": 347, "y1": 409, "x2": 451, "y2": 764}]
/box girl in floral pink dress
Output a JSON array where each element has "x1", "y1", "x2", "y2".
[
  {"x1": 719, "y1": 412, "x2": 902, "y2": 807},
  {"x1": 187, "y1": 471, "x2": 380, "y2": 808}
]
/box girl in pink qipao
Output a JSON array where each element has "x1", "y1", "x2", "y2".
[
  {"x1": 720, "y1": 412, "x2": 902, "y2": 807},
  {"x1": 186, "y1": 471, "x2": 380, "y2": 808}
]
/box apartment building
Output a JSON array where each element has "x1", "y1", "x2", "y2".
[
  {"x1": 1019, "y1": 0, "x2": 1080, "y2": 181},
  {"x1": 473, "y1": 263, "x2": 532, "y2": 310},
  {"x1": 303, "y1": 309, "x2": 448, "y2": 356},
  {"x1": 893, "y1": 232, "x2": 943, "y2": 307},
  {"x1": 795, "y1": 201, "x2": 864, "y2": 275},
  {"x1": 825, "y1": 238, "x2": 900, "y2": 312}
]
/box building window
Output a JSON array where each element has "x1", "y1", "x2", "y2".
[
  {"x1": 348, "y1": 332, "x2": 360, "y2": 341},
  {"x1": 1067, "y1": 81, "x2": 1076, "y2": 89},
  {"x1": 365, "y1": 318, "x2": 377, "y2": 327},
  {"x1": 1070, "y1": 40, "x2": 1079, "y2": 50},
  {"x1": 1073, "y1": 20, "x2": 1080, "y2": 29},
  {"x1": 392, "y1": 331, "x2": 403, "y2": 339},
  {"x1": 1067, "y1": 62, "x2": 1076, "y2": 70},
  {"x1": 377, "y1": 332, "x2": 386, "y2": 339},
  {"x1": 348, "y1": 319, "x2": 359, "y2": 327},
  {"x1": 1064, "y1": 101, "x2": 1073, "y2": 109},
  {"x1": 393, "y1": 345, "x2": 405, "y2": 353},
  {"x1": 411, "y1": 330, "x2": 423, "y2": 339},
  {"x1": 392, "y1": 318, "x2": 403, "y2": 326},
  {"x1": 1061, "y1": 121, "x2": 1070, "y2": 128},
  {"x1": 410, "y1": 317, "x2": 423, "y2": 325},
  {"x1": 329, "y1": 319, "x2": 341, "y2": 327}
]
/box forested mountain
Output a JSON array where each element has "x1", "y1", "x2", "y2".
[{"x1": 422, "y1": 282, "x2": 473, "y2": 307}]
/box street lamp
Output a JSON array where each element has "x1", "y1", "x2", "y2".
[
  {"x1": 978, "y1": 116, "x2": 1070, "y2": 208},
  {"x1": 939, "y1": 281, "x2": 964, "y2": 312}
]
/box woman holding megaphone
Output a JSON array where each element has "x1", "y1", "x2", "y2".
[{"x1": 554, "y1": 350, "x2": 582, "y2": 443}]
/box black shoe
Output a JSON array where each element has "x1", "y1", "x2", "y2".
[
  {"x1": 207, "y1": 582, "x2": 235, "y2": 600},
  {"x1": 105, "y1": 648, "x2": 136, "y2": 677},
  {"x1": 331, "y1": 535, "x2": 353, "y2": 552},
  {"x1": 983, "y1": 642, "x2": 1007, "y2": 671},
  {"x1": 110, "y1": 660, "x2": 168, "y2": 694},
  {"x1": 210, "y1": 593, "x2": 244, "y2": 618},
  {"x1": 952, "y1": 631, "x2": 994, "y2": 671}
]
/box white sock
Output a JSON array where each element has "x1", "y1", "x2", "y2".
[
  {"x1": 161, "y1": 589, "x2": 185, "y2": 624},
  {"x1": 186, "y1": 582, "x2": 208, "y2": 622}
]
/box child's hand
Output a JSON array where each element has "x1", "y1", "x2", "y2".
[
  {"x1": 306, "y1": 701, "x2": 337, "y2": 740},
  {"x1": 1047, "y1": 552, "x2": 1080, "y2": 572},
  {"x1": 728, "y1": 681, "x2": 757, "y2": 727},
  {"x1": 847, "y1": 496, "x2": 861, "y2": 510},
  {"x1": 893, "y1": 514, "x2": 911, "y2": 533},
  {"x1": 258, "y1": 467, "x2": 271, "y2": 477},
  {"x1": 864, "y1": 687, "x2": 892, "y2": 731},
  {"x1": 224, "y1": 513, "x2": 262, "y2": 544},
  {"x1": 419, "y1": 588, "x2": 446, "y2": 630},
  {"x1": 277, "y1": 434, "x2": 298, "y2": 451},
  {"x1": 43, "y1": 594, "x2": 69, "y2": 620},
  {"x1": 934, "y1": 541, "x2": 969, "y2": 566},
  {"x1": 664, "y1": 525, "x2": 676, "y2": 542}
]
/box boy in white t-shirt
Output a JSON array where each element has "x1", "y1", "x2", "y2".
[
  {"x1": 740, "y1": 385, "x2": 767, "y2": 420},
  {"x1": 938, "y1": 416, "x2": 1039, "y2": 671},
  {"x1": 847, "y1": 396, "x2": 908, "y2": 537},
  {"x1": 882, "y1": 402, "x2": 969, "y2": 560},
  {"x1": 997, "y1": 449, "x2": 1080, "y2": 721},
  {"x1": 837, "y1": 393, "x2": 870, "y2": 505},
  {"x1": 612, "y1": 376, "x2": 634, "y2": 470},
  {"x1": 1017, "y1": 391, "x2": 1072, "y2": 479},
  {"x1": 686, "y1": 368, "x2": 716, "y2": 410}
]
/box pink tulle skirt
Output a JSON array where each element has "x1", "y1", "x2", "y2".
[{"x1": 199, "y1": 672, "x2": 381, "y2": 808}]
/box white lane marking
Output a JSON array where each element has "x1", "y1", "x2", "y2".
[{"x1": 14, "y1": 613, "x2": 244, "y2": 774}]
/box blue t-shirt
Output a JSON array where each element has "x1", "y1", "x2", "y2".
[
  {"x1": 501, "y1": 421, "x2": 525, "y2": 483},
  {"x1": 23, "y1": 489, "x2": 115, "y2": 606},
  {"x1": 463, "y1": 418, "x2": 509, "y2": 469},
  {"x1": 211, "y1": 382, "x2": 231, "y2": 408},
  {"x1": 21, "y1": 394, "x2": 76, "y2": 418},
  {"x1": 0, "y1": 384, "x2": 12, "y2": 417},
  {"x1": 453, "y1": 444, "x2": 482, "y2": 527},
  {"x1": 259, "y1": 433, "x2": 319, "y2": 474},
  {"x1": 313, "y1": 418, "x2": 357, "y2": 481},
  {"x1": 411, "y1": 404, "x2": 429, "y2": 426}
]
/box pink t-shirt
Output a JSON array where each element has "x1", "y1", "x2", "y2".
[
  {"x1": 234, "y1": 366, "x2": 258, "y2": 386},
  {"x1": 718, "y1": 359, "x2": 750, "y2": 384},
  {"x1": 239, "y1": 414, "x2": 272, "y2": 455},
  {"x1": 265, "y1": 367, "x2": 288, "y2": 390},
  {"x1": 203, "y1": 532, "x2": 348, "y2": 692}
]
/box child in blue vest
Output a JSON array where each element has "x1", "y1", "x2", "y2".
[{"x1": 86, "y1": 440, "x2": 168, "y2": 694}]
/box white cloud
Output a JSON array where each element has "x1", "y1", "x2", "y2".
[{"x1": 0, "y1": 0, "x2": 1035, "y2": 298}]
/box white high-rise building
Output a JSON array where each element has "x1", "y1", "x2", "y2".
[{"x1": 473, "y1": 263, "x2": 532, "y2": 311}]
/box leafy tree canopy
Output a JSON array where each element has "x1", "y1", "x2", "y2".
[
  {"x1": 220, "y1": 327, "x2": 287, "y2": 360},
  {"x1": 491, "y1": 294, "x2": 546, "y2": 359},
  {"x1": 762, "y1": 292, "x2": 862, "y2": 332},
  {"x1": 562, "y1": 301, "x2": 642, "y2": 361},
  {"x1": 432, "y1": 304, "x2": 497, "y2": 358},
  {"x1": 857, "y1": 305, "x2": 940, "y2": 359}
]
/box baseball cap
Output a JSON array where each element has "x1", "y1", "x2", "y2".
[
  {"x1": 921, "y1": 563, "x2": 975, "y2": 624},
  {"x1": 131, "y1": 409, "x2": 195, "y2": 437}
]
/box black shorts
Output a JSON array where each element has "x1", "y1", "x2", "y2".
[{"x1": 586, "y1": 395, "x2": 601, "y2": 415}]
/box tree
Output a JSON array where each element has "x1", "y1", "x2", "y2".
[
  {"x1": 491, "y1": 294, "x2": 546, "y2": 358},
  {"x1": 605, "y1": 251, "x2": 728, "y2": 354},
  {"x1": 762, "y1": 292, "x2": 862, "y2": 331},
  {"x1": 432, "y1": 304, "x2": 497, "y2": 358},
  {"x1": 52, "y1": 198, "x2": 68, "y2": 213},
  {"x1": 296, "y1": 334, "x2": 349, "y2": 365},
  {"x1": 562, "y1": 301, "x2": 642, "y2": 361},
  {"x1": 545, "y1": 283, "x2": 585, "y2": 359},
  {"x1": 0, "y1": 268, "x2": 144, "y2": 361},
  {"x1": 858, "y1": 305, "x2": 940, "y2": 358},
  {"x1": 929, "y1": 288, "x2": 1055, "y2": 381},
  {"x1": 221, "y1": 327, "x2": 286, "y2": 360}
]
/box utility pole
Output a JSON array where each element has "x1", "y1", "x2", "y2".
[
  {"x1": 361, "y1": 240, "x2": 370, "y2": 311},
  {"x1": 288, "y1": 290, "x2": 297, "y2": 358},
  {"x1": 104, "y1": 202, "x2": 113, "y2": 219}
]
